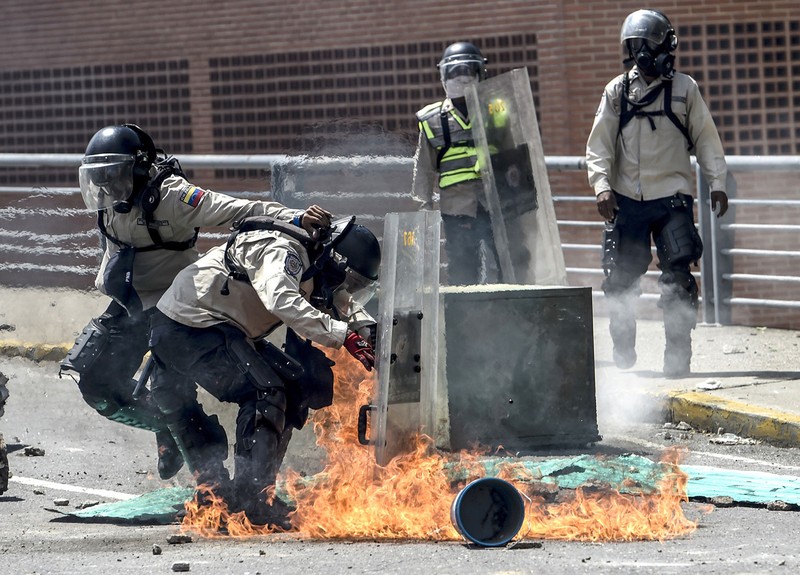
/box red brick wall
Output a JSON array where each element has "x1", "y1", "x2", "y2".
[{"x1": 2, "y1": 0, "x2": 799, "y2": 327}]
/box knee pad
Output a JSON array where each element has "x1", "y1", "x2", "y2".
[
  {"x1": 256, "y1": 388, "x2": 287, "y2": 436},
  {"x1": 655, "y1": 215, "x2": 703, "y2": 268},
  {"x1": 60, "y1": 319, "x2": 111, "y2": 376}
]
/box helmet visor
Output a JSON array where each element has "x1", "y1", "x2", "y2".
[
  {"x1": 78, "y1": 154, "x2": 134, "y2": 210},
  {"x1": 439, "y1": 55, "x2": 485, "y2": 83},
  {"x1": 330, "y1": 266, "x2": 378, "y2": 317}
]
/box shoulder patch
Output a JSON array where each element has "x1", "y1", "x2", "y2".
[
  {"x1": 284, "y1": 252, "x2": 303, "y2": 277},
  {"x1": 179, "y1": 185, "x2": 205, "y2": 208}
]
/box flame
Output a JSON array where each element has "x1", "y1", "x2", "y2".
[
  {"x1": 180, "y1": 348, "x2": 700, "y2": 542},
  {"x1": 523, "y1": 449, "x2": 698, "y2": 542}
]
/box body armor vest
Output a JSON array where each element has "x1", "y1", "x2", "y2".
[{"x1": 417, "y1": 101, "x2": 481, "y2": 188}]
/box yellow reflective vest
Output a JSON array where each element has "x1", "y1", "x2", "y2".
[{"x1": 416, "y1": 100, "x2": 481, "y2": 189}]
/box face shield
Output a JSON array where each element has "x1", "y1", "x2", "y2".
[
  {"x1": 439, "y1": 55, "x2": 485, "y2": 99},
  {"x1": 330, "y1": 264, "x2": 378, "y2": 318},
  {"x1": 78, "y1": 154, "x2": 135, "y2": 210}
]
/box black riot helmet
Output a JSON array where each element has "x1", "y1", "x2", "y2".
[
  {"x1": 620, "y1": 9, "x2": 678, "y2": 78},
  {"x1": 311, "y1": 216, "x2": 381, "y2": 318},
  {"x1": 78, "y1": 124, "x2": 157, "y2": 210},
  {"x1": 437, "y1": 41, "x2": 488, "y2": 99}
]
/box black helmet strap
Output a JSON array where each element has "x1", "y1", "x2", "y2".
[{"x1": 99, "y1": 156, "x2": 199, "y2": 252}]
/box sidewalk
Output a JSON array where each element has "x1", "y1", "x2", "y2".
[{"x1": 2, "y1": 287, "x2": 800, "y2": 446}]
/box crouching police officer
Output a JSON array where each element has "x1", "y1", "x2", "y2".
[
  {"x1": 60, "y1": 124, "x2": 332, "y2": 480},
  {"x1": 148, "y1": 215, "x2": 380, "y2": 528}
]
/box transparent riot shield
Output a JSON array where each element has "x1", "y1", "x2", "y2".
[
  {"x1": 368, "y1": 211, "x2": 442, "y2": 466},
  {"x1": 465, "y1": 68, "x2": 567, "y2": 286}
]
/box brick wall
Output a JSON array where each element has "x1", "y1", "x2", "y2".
[{"x1": 1, "y1": 0, "x2": 799, "y2": 327}]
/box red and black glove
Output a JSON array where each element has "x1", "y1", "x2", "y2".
[{"x1": 344, "y1": 330, "x2": 375, "y2": 372}]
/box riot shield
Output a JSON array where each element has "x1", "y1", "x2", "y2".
[
  {"x1": 369, "y1": 211, "x2": 443, "y2": 466},
  {"x1": 465, "y1": 68, "x2": 567, "y2": 286}
]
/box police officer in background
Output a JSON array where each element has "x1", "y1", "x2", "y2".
[
  {"x1": 61, "y1": 124, "x2": 332, "y2": 480},
  {"x1": 586, "y1": 10, "x2": 729, "y2": 377},
  {"x1": 411, "y1": 41, "x2": 500, "y2": 285},
  {"x1": 148, "y1": 215, "x2": 379, "y2": 528}
]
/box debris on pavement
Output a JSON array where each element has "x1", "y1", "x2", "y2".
[
  {"x1": 23, "y1": 446, "x2": 45, "y2": 456},
  {"x1": 696, "y1": 379, "x2": 722, "y2": 390},
  {"x1": 171, "y1": 562, "x2": 190, "y2": 572},
  {"x1": 167, "y1": 534, "x2": 193, "y2": 544},
  {"x1": 75, "y1": 500, "x2": 100, "y2": 509},
  {"x1": 766, "y1": 500, "x2": 796, "y2": 511},
  {"x1": 152, "y1": 544, "x2": 162, "y2": 555},
  {"x1": 709, "y1": 496, "x2": 735, "y2": 507},
  {"x1": 710, "y1": 433, "x2": 760, "y2": 445},
  {"x1": 53, "y1": 498, "x2": 70, "y2": 506}
]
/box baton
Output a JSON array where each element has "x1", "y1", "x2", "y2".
[{"x1": 132, "y1": 355, "x2": 155, "y2": 400}]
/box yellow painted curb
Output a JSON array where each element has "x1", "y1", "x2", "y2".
[
  {"x1": 660, "y1": 390, "x2": 800, "y2": 447},
  {"x1": 0, "y1": 340, "x2": 71, "y2": 363}
]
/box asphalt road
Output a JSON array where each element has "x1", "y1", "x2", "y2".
[{"x1": 3, "y1": 354, "x2": 800, "y2": 575}]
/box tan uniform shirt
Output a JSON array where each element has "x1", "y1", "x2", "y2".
[
  {"x1": 586, "y1": 69, "x2": 727, "y2": 200},
  {"x1": 156, "y1": 229, "x2": 353, "y2": 349},
  {"x1": 95, "y1": 174, "x2": 301, "y2": 309},
  {"x1": 410, "y1": 100, "x2": 485, "y2": 218}
]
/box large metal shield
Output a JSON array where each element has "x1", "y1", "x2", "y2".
[
  {"x1": 369, "y1": 210, "x2": 443, "y2": 466},
  {"x1": 465, "y1": 68, "x2": 567, "y2": 286}
]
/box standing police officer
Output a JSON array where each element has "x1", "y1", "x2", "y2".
[
  {"x1": 148, "y1": 215, "x2": 380, "y2": 528},
  {"x1": 586, "y1": 10, "x2": 729, "y2": 377},
  {"x1": 411, "y1": 41, "x2": 500, "y2": 285},
  {"x1": 61, "y1": 124, "x2": 331, "y2": 479}
]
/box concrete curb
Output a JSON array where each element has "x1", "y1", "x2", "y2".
[
  {"x1": 0, "y1": 340, "x2": 71, "y2": 363},
  {"x1": 652, "y1": 389, "x2": 800, "y2": 448}
]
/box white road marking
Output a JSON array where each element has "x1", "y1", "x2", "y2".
[
  {"x1": 9, "y1": 476, "x2": 135, "y2": 500},
  {"x1": 605, "y1": 433, "x2": 800, "y2": 472}
]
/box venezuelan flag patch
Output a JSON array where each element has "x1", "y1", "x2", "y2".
[{"x1": 179, "y1": 185, "x2": 205, "y2": 208}]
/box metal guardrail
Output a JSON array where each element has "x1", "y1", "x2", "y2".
[
  {"x1": 549, "y1": 156, "x2": 800, "y2": 323},
  {"x1": 1, "y1": 153, "x2": 799, "y2": 325}
]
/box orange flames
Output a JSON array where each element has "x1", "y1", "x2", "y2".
[{"x1": 180, "y1": 348, "x2": 699, "y2": 542}]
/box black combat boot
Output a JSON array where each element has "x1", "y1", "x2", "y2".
[
  {"x1": 84, "y1": 377, "x2": 186, "y2": 480},
  {"x1": 607, "y1": 296, "x2": 637, "y2": 369},
  {"x1": 166, "y1": 410, "x2": 232, "y2": 507},
  {"x1": 233, "y1": 427, "x2": 295, "y2": 530},
  {"x1": 155, "y1": 430, "x2": 184, "y2": 480},
  {"x1": 662, "y1": 300, "x2": 697, "y2": 378}
]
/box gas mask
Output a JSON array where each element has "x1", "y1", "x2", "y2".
[{"x1": 627, "y1": 38, "x2": 675, "y2": 78}]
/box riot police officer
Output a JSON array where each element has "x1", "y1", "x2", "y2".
[
  {"x1": 61, "y1": 124, "x2": 332, "y2": 479},
  {"x1": 148, "y1": 215, "x2": 380, "y2": 528},
  {"x1": 411, "y1": 41, "x2": 500, "y2": 285},
  {"x1": 586, "y1": 10, "x2": 729, "y2": 377}
]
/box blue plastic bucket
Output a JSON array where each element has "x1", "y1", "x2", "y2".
[{"x1": 450, "y1": 477, "x2": 526, "y2": 547}]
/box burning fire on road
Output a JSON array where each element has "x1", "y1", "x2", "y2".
[{"x1": 180, "y1": 348, "x2": 699, "y2": 542}]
